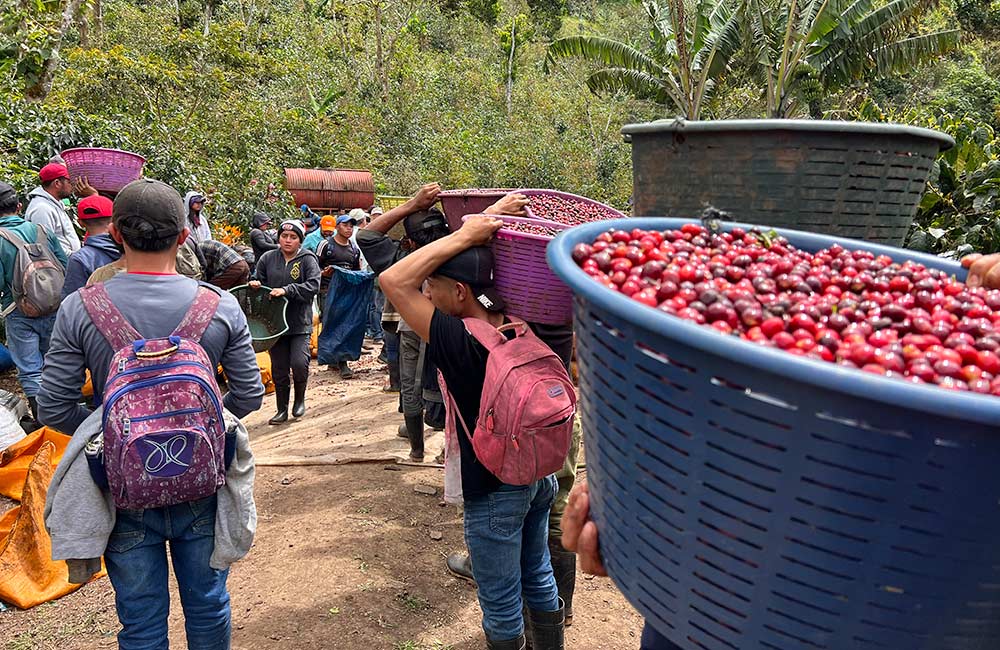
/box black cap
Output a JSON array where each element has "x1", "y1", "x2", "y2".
[
  {"x1": 0, "y1": 182, "x2": 16, "y2": 205},
  {"x1": 403, "y1": 208, "x2": 449, "y2": 244},
  {"x1": 113, "y1": 179, "x2": 185, "y2": 239},
  {"x1": 433, "y1": 246, "x2": 505, "y2": 312}
]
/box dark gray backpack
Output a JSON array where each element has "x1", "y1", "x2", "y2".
[{"x1": 0, "y1": 224, "x2": 65, "y2": 317}]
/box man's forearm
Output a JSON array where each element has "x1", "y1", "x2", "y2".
[
  {"x1": 381, "y1": 230, "x2": 472, "y2": 293},
  {"x1": 366, "y1": 198, "x2": 418, "y2": 234}
]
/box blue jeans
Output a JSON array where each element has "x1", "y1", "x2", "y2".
[
  {"x1": 383, "y1": 330, "x2": 399, "y2": 363},
  {"x1": 5, "y1": 309, "x2": 55, "y2": 397},
  {"x1": 104, "y1": 495, "x2": 231, "y2": 650},
  {"x1": 464, "y1": 475, "x2": 560, "y2": 641},
  {"x1": 367, "y1": 287, "x2": 384, "y2": 340}
]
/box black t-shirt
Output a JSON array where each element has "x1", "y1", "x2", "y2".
[
  {"x1": 428, "y1": 309, "x2": 513, "y2": 500},
  {"x1": 318, "y1": 237, "x2": 360, "y2": 271},
  {"x1": 317, "y1": 237, "x2": 361, "y2": 290}
]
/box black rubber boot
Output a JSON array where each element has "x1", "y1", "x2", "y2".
[
  {"x1": 404, "y1": 413, "x2": 424, "y2": 460},
  {"x1": 292, "y1": 382, "x2": 307, "y2": 418},
  {"x1": 268, "y1": 387, "x2": 290, "y2": 425},
  {"x1": 20, "y1": 396, "x2": 40, "y2": 433},
  {"x1": 383, "y1": 361, "x2": 401, "y2": 392},
  {"x1": 486, "y1": 634, "x2": 526, "y2": 650},
  {"x1": 526, "y1": 599, "x2": 565, "y2": 650},
  {"x1": 548, "y1": 540, "x2": 576, "y2": 627},
  {"x1": 339, "y1": 360, "x2": 354, "y2": 379}
]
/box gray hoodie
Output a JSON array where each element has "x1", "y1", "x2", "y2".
[
  {"x1": 44, "y1": 407, "x2": 256, "y2": 579},
  {"x1": 25, "y1": 186, "x2": 80, "y2": 255}
]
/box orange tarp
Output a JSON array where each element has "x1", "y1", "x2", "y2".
[{"x1": 0, "y1": 429, "x2": 104, "y2": 609}]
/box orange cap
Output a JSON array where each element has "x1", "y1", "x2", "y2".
[{"x1": 320, "y1": 215, "x2": 337, "y2": 230}]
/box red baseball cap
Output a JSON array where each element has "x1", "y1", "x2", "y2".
[
  {"x1": 77, "y1": 195, "x2": 113, "y2": 220},
  {"x1": 39, "y1": 163, "x2": 70, "y2": 183}
]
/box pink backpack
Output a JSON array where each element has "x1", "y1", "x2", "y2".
[
  {"x1": 80, "y1": 284, "x2": 227, "y2": 509},
  {"x1": 444, "y1": 317, "x2": 576, "y2": 486}
]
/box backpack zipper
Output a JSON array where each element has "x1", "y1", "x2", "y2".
[
  {"x1": 103, "y1": 374, "x2": 223, "y2": 434},
  {"x1": 127, "y1": 407, "x2": 205, "y2": 423}
]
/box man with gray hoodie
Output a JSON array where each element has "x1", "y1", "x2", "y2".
[{"x1": 25, "y1": 162, "x2": 80, "y2": 255}]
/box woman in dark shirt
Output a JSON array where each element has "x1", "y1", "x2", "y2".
[{"x1": 251, "y1": 220, "x2": 320, "y2": 424}]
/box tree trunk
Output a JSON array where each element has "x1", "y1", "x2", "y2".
[
  {"x1": 93, "y1": 0, "x2": 103, "y2": 39},
  {"x1": 374, "y1": 1, "x2": 388, "y2": 99},
  {"x1": 77, "y1": 0, "x2": 89, "y2": 47},
  {"x1": 203, "y1": 1, "x2": 212, "y2": 36},
  {"x1": 24, "y1": 0, "x2": 83, "y2": 101},
  {"x1": 505, "y1": 19, "x2": 516, "y2": 116}
]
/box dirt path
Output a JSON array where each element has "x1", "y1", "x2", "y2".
[{"x1": 1, "y1": 358, "x2": 642, "y2": 649}]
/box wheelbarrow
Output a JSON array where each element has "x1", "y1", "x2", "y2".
[{"x1": 229, "y1": 285, "x2": 289, "y2": 353}]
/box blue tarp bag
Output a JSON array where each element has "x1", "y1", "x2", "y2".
[
  {"x1": 318, "y1": 267, "x2": 374, "y2": 365},
  {"x1": 0, "y1": 342, "x2": 13, "y2": 372}
]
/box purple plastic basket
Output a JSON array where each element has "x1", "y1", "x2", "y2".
[
  {"x1": 439, "y1": 188, "x2": 515, "y2": 232},
  {"x1": 517, "y1": 188, "x2": 626, "y2": 226},
  {"x1": 61, "y1": 148, "x2": 146, "y2": 195},
  {"x1": 463, "y1": 214, "x2": 573, "y2": 325}
]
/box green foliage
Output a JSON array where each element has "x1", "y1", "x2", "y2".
[
  {"x1": 855, "y1": 108, "x2": 1000, "y2": 257},
  {"x1": 468, "y1": 0, "x2": 502, "y2": 26},
  {"x1": 908, "y1": 113, "x2": 1000, "y2": 257},
  {"x1": 955, "y1": 0, "x2": 1000, "y2": 35},
  {"x1": 545, "y1": 0, "x2": 743, "y2": 119},
  {"x1": 746, "y1": 0, "x2": 961, "y2": 117},
  {"x1": 928, "y1": 59, "x2": 1000, "y2": 126}
]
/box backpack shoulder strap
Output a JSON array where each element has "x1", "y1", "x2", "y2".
[
  {"x1": 172, "y1": 286, "x2": 221, "y2": 341},
  {"x1": 0, "y1": 227, "x2": 28, "y2": 252},
  {"x1": 462, "y1": 316, "x2": 528, "y2": 352},
  {"x1": 79, "y1": 284, "x2": 142, "y2": 350}
]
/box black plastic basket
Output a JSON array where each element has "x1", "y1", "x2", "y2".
[{"x1": 229, "y1": 285, "x2": 289, "y2": 353}]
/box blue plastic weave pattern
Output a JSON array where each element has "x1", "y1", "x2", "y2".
[{"x1": 548, "y1": 218, "x2": 1000, "y2": 650}]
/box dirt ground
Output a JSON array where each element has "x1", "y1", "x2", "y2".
[{"x1": 1, "y1": 352, "x2": 642, "y2": 649}]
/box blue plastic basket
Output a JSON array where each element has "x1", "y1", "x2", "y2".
[{"x1": 548, "y1": 218, "x2": 1000, "y2": 650}]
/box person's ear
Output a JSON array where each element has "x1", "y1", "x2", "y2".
[
  {"x1": 109, "y1": 222, "x2": 124, "y2": 245},
  {"x1": 177, "y1": 227, "x2": 190, "y2": 246}
]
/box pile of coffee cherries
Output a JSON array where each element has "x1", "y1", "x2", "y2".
[
  {"x1": 526, "y1": 193, "x2": 622, "y2": 226},
  {"x1": 572, "y1": 223, "x2": 1000, "y2": 395},
  {"x1": 501, "y1": 221, "x2": 563, "y2": 237}
]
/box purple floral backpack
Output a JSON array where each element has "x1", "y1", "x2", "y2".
[{"x1": 79, "y1": 283, "x2": 227, "y2": 509}]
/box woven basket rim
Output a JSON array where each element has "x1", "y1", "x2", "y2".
[
  {"x1": 621, "y1": 118, "x2": 955, "y2": 150},
  {"x1": 60, "y1": 147, "x2": 146, "y2": 164}
]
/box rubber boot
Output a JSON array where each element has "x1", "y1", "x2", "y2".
[
  {"x1": 20, "y1": 396, "x2": 40, "y2": 433},
  {"x1": 526, "y1": 599, "x2": 565, "y2": 650},
  {"x1": 268, "y1": 387, "x2": 290, "y2": 425},
  {"x1": 548, "y1": 540, "x2": 577, "y2": 627},
  {"x1": 383, "y1": 361, "x2": 401, "y2": 393},
  {"x1": 292, "y1": 382, "x2": 307, "y2": 418},
  {"x1": 486, "y1": 635, "x2": 526, "y2": 650},
  {"x1": 446, "y1": 553, "x2": 475, "y2": 584},
  {"x1": 339, "y1": 360, "x2": 354, "y2": 379},
  {"x1": 404, "y1": 413, "x2": 424, "y2": 461}
]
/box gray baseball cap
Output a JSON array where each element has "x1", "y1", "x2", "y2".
[{"x1": 112, "y1": 179, "x2": 185, "y2": 239}]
